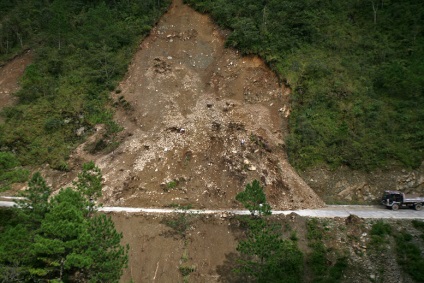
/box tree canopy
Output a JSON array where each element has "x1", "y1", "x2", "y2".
[
  {"x1": 235, "y1": 181, "x2": 303, "y2": 282},
  {"x1": 236, "y1": 180, "x2": 272, "y2": 216},
  {"x1": 0, "y1": 162, "x2": 128, "y2": 282}
]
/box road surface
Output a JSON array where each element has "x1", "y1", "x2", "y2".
[{"x1": 1, "y1": 198, "x2": 423, "y2": 219}]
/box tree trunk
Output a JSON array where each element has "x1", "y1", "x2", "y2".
[{"x1": 371, "y1": 1, "x2": 378, "y2": 24}]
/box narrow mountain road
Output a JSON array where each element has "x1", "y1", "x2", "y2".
[{"x1": 1, "y1": 198, "x2": 423, "y2": 219}]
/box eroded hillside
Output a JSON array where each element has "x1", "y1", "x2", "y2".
[{"x1": 69, "y1": 0, "x2": 323, "y2": 210}]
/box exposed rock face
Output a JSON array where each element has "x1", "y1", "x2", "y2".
[{"x1": 301, "y1": 162, "x2": 424, "y2": 203}]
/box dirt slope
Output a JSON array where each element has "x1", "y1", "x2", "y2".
[
  {"x1": 73, "y1": 0, "x2": 323, "y2": 210},
  {"x1": 0, "y1": 50, "x2": 32, "y2": 113}
]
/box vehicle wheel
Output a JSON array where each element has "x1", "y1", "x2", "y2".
[
  {"x1": 392, "y1": 204, "x2": 399, "y2": 211},
  {"x1": 415, "y1": 204, "x2": 422, "y2": 211}
]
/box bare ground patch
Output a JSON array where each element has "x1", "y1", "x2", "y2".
[{"x1": 74, "y1": 0, "x2": 324, "y2": 210}]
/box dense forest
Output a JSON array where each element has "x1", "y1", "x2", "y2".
[
  {"x1": 0, "y1": 0, "x2": 170, "y2": 190},
  {"x1": 184, "y1": 0, "x2": 424, "y2": 171}
]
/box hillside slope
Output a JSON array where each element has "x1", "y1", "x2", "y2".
[{"x1": 73, "y1": 0, "x2": 323, "y2": 210}]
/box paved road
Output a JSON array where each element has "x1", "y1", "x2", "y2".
[{"x1": 1, "y1": 199, "x2": 423, "y2": 219}]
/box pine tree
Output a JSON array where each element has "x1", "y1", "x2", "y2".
[
  {"x1": 0, "y1": 162, "x2": 129, "y2": 283},
  {"x1": 236, "y1": 180, "x2": 272, "y2": 216}
]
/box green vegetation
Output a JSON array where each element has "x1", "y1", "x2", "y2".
[
  {"x1": 369, "y1": 220, "x2": 392, "y2": 249},
  {"x1": 185, "y1": 0, "x2": 424, "y2": 170},
  {"x1": 306, "y1": 219, "x2": 347, "y2": 283},
  {"x1": 236, "y1": 217, "x2": 304, "y2": 283},
  {"x1": 235, "y1": 185, "x2": 349, "y2": 282},
  {"x1": 395, "y1": 231, "x2": 424, "y2": 282},
  {"x1": 0, "y1": 152, "x2": 29, "y2": 192},
  {"x1": 0, "y1": 162, "x2": 128, "y2": 282},
  {"x1": 163, "y1": 209, "x2": 196, "y2": 282},
  {"x1": 166, "y1": 180, "x2": 178, "y2": 189},
  {"x1": 0, "y1": 1, "x2": 170, "y2": 180},
  {"x1": 236, "y1": 180, "x2": 272, "y2": 216},
  {"x1": 235, "y1": 184, "x2": 303, "y2": 282},
  {"x1": 366, "y1": 220, "x2": 424, "y2": 282},
  {"x1": 164, "y1": 212, "x2": 192, "y2": 239},
  {"x1": 412, "y1": 220, "x2": 424, "y2": 241}
]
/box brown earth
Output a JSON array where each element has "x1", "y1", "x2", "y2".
[
  {"x1": 0, "y1": 50, "x2": 32, "y2": 114},
  {"x1": 111, "y1": 212, "x2": 420, "y2": 283},
  {"x1": 68, "y1": 0, "x2": 323, "y2": 210},
  {"x1": 1, "y1": 2, "x2": 423, "y2": 283}
]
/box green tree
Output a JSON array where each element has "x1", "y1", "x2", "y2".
[
  {"x1": 30, "y1": 188, "x2": 89, "y2": 281},
  {"x1": 0, "y1": 224, "x2": 33, "y2": 282},
  {"x1": 236, "y1": 180, "x2": 271, "y2": 216},
  {"x1": 16, "y1": 172, "x2": 51, "y2": 225},
  {"x1": 236, "y1": 218, "x2": 303, "y2": 282},
  {"x1": 235, "y1": 181, "x2": 303, "y2": 282},
  {"x1": 83, "y1": 214, "x2": 129, "y2": 282},
  {"x1": 0, "y1": 162, "x2": 128, "y2": 283},
  {"x1": 73, "y1": 161, "x2": 103, "y2": 214}
]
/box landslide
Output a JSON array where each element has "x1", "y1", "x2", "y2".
[
  {"x1": 70, "y1": 0, "x2": 323, "y2": 210},
  {"x1": 0, "y1": 51, "x2": 32, "y2": 115}
]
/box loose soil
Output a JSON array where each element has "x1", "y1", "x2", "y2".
[
  {"x1": 1, "y1": 2, "x2": 423, "y2": 283},
  {"x1": 0, "y1": 50, "x2": 32, "y2": 115},
  {"x1": 111, "y1": 212, "x2": 421, "y2": 283},
  {"x1": 70, "y1": 0, "x2": 323, "y2": 210}
]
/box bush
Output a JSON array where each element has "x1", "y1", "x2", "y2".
[
  {"x1": 395, "y1": 231, "x2": 424, "y2": 282},
  {"x1": 0, "y1": 152, "x2": 29, "y2": 192}
]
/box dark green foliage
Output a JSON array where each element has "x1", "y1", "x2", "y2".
[
  {"x1": 16, "y1": 172, "x2": 51, "y2": 225},
  {"x1": 370, "y1": 220, "x2": 392, "y2": 237},
  {"x1": 412, "y1": 220, "x2": 424, "y2": 232},
  {"x1": 73, "y1": 161, "x2": 103, "y2": 214},
  {"x1": 164, "y1": 213, "x2": 191, "y2": 238},
  {"x1": 0, "y1": 0, "x2": 170, "y2": 170},
  {"x1": 235, "y1": 185, "x2": 303, "y2": 282},
  {"x1": 236, "y1": 180, "x2": 272, "y2": 216},
  {"x1": 306, "y1": 219, "x2": 323, "y2": 241},
  {"x1": 81, "y1": 214, "x2": 129, "y2": 282},
  {"x1": 0, "y1": 152, "x2": 29, "y2": 192},
  {"x1": 185, "y1": 0, "x2": 424, "y2": 170},
  {"x1": 369, "y1": 220, "x2": 392, "y2": 250},
  {"x1": 395, "y1": 231, "x2": 424, "y2": 282},
  {"x1": 0, "y1": 163, "x2": 128, "y2": 282},
  {"x1": 236, "y1": 218, "x2": 303, "y2": 283},
  {"x1": 306, "y1": 219, "x2": 348, "y2": 283}
]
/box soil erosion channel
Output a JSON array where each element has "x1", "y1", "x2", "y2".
[{"x1": 83, "y1": 0, "x2": 323, "y2": 210}]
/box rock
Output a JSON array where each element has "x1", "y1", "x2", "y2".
[
  {"x1": 345, "y1": 214, "x2": 362, "y2": 225},
  {"x1": 248, "y1": 165, "x2": 256, "y2": 171},
  {"x1": 76, "y1": 127, "x2": 85, "y2": 136},
  {"x1": 243, "y1": 159, "x2": 250, "y2": 165},
  {"x1": 212, "y1": 121, "x2": 220, "y2": 131},
  {"x1": 206, "y1": 103, "x2": 213, "y2": 108}
]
